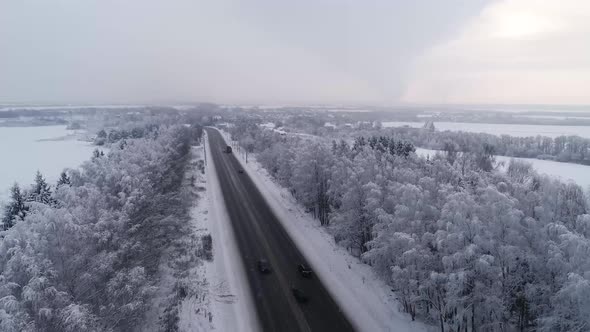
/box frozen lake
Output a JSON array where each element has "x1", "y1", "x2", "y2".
[
  {"x1": 0, "y1": 126, "x2": 95, "y2": 203},
  {"x1": 416, "y1": 148, "x2": 590, "y2": 190},
  {"x1": 382, "y1": 121, "x2": 590, "y2": 138}
]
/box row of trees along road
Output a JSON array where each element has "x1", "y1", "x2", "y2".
[
  {"x1": 230, "y1": 120, "x2": 590, "y2": 332},
  {"x1": 0, "y1": 125, "x2": 197, "y2": 332}
]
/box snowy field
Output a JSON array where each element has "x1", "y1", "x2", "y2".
[
  {"x1": 0, "y1": 125, "x2": 95, "y2": 203},
  {"x1": 0, "y1": 104, "x2": 146, "y2": 111},
  {"x1": 416, "y1": 148, "x2": 590, "y2": 190},
  {"x1": 382, "y1": 121, "x2": 590, "y2": 138},
  {"x1": 515, "y1": 114, "x2": 590, "y2": 120}
]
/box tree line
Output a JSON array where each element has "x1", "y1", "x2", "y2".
[
  {"x1": 279, "y1": 117, "x2": 590, "y2": 166},
  {"x1": 375, "y1": 125, "x2": 590, "y2": 166}
]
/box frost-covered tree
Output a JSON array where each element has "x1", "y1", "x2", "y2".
[
  {"x1": 28, "y1": 170, "x2": 52, "y2": 204},
  {"x1": 1, "y1": 183, "x2": 28, "y2": 230},
  {"x1": 57, "y1": 171, "x2": 71, "y2": 187},
  {"x1": 540, "y1": 273, "x2": 590, "y2": 331},
  {"x1": 291, "y1": 142, "x2": 332, "y2": 225},
  {"x1": 0, "y1": 125, "x2": 194, "y2": 331}
]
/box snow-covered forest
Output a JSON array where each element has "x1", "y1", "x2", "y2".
[
  {"x1": 371, "y1": 125, "x2": 590, "y2": 166},
  {"x1": 271, "y1": 114, "x2": 590, "y2": 166},
  {"x1": 229, "y1": 119, "x2": 590, "y2": 331},
  {"x1": 0, "y1": 124, "x2": 203, "y2": 331}
]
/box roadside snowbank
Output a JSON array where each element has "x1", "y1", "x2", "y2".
[
  {"x1": 218, "y1": 129, "x2": 431, "y2": 332},
  {"x1": 197, "y1": 132, "x2": 260, "y2": 332},
  {"x1": 176, "y1": 144, "x2": 213, "y2": 331}
]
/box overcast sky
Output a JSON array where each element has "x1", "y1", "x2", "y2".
[{"x1": 1, "y1": 0, "x2": 588, "y2": 106}]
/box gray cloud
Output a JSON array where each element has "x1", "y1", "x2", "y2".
[{"x1": 0, "y1": 0, "x2": 487, "y2": 105}]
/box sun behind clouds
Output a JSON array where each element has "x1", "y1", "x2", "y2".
[
  {"x1": 491, "y1": 10, "x2": 564, "y2": 39},
  {"x1": 403, "y1": 0, "x2": 590, "y2": 104}
]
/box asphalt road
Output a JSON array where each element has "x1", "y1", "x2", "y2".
[{"x1": 206, "y1": 128, "x2": 355, "y2": 332}]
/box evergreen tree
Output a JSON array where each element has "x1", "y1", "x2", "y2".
[
  {"x1": 94, "y1": 129, "x2": 108, "y2": 145},
  {"x1": 2, "y1": 183, "x2": 28, "y2": 230},
  {"x1": 57, "y1": 170, "x2": 71, "y2": 187},
  {"x1": 97, "y1": 129, "x2": 107, "y2": 139},
  {"x1": 30, "y1": 170, "x2": 52, "y2": 204}
]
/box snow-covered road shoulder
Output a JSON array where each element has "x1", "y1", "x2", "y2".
[
  {"x1": 194, "y1": 131, "x2": 260, "y2": 332},
  {"x1": 218, "y1": 129, "x2": 430, "y2": 332}
]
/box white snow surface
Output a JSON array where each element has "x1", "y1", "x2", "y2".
[
  {"x1": 218, "y1": 129, "x2": 431, "y2": 332},
  {"x1": 200, "y1": 131, "x2": 261, "y2": 332},
  {"x1": 177, "y1": 145, "x2": 214, "y2": 331},
  {"x1": 326, "y1": 109, "x2": 372, "y2": 113},
  {"x1": 0, "y1": 125, "x2": 95, "y2": 203},
  {"x1": 0, "y1": 104, "x2": 147, "y2": 111},
  {"x1": 259, "y1": 122, "x2": 275, "y2": 129},
  {"x1": 382, "y1": 121, "x2": 590, "y2": 138},
  {"x1": 515, "y1": 114, "x2": 590, "y2": 120}
]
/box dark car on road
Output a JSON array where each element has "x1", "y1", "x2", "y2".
[
  {"x1": 238, "y1": 168, "x2": 244, "y2": 174},
  {"x1": 298, "y1": 264, "x2": 312, "y2": 278},
  {"x1": 258, "y1": 259, "x2": 271, "y2": 274},
  {"x1": 291, "y1": 287, "x2": 309, "y2": 303}
]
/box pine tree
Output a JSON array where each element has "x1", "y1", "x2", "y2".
[
  {"x1": 30, "y1": 171, "x2": 52, "y2": 204},
  {"x1": 57, "y1": 171, "x2": 71, "y2": 187},
  {"x1": 2, "y1": 183, "x2": 28, "y2": 230}
]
